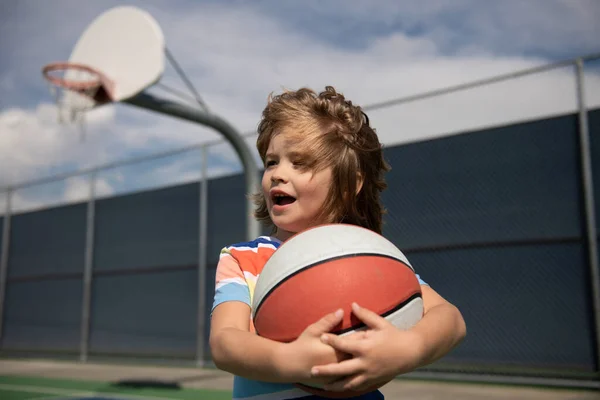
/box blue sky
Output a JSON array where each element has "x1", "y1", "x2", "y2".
[{"x1": 1, "y1": 0, "x2": 599, "y2": 213}]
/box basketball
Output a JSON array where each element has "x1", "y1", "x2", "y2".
[{"x1": 252, "y1": 224, "x2": 423, "y2": 398}]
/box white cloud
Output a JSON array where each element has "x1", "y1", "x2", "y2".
[
  {"x1": 64, "y1": 175, "x2": 114, "y2": 202},
  {"x1": 0, "y1": 102, "x2": 118, "y2": 188},
  {"x1": 95, "y1": 177, "x2": 116, "y2": 197},
  {"x1": 278, "y1": 0, "x2": 600, "y2": 57},
  {"x1": 7, "y1": 192, "x2": 47, "y2": 215},
  {"x1": 63, "y1": 176, "x2": 91, "y2": 203}
]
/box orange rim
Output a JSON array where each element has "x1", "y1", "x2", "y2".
[{"x1": 42, "y1": 62, "x2": 115, "y2": 102}]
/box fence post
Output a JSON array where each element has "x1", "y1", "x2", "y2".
[
  {"x1": 0, "y1": 189, "x2": 12, "y2": 343},
  {"x1": 80, "y1": 172, "x2": 97, "y2": 362},
  {"x1": 196, "y1": 145, "x2": 209, "y2": 366},
  {"x1": 575, "y1": 58, "x2": 600, "y2": 368}
]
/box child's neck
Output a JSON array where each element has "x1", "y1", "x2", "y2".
[{"x1": 274, "y1": 229, "x2": 295, "y2": 242}]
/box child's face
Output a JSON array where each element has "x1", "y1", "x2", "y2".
[{"x1": 262, "y1": 133, "x2": 333, "y2": 240}]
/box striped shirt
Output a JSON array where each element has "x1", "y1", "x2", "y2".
[{"x1": 212, "y1": 235, "x2": 426, "y2": 400}]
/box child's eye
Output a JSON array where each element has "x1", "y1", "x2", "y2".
[
  {"x1": 292, "y1": 159, "x2": 313, "y2": 171},
  {"x1": 265, "y1": 160, "x2": 277, "y2": 167}
]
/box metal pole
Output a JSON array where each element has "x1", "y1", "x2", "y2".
[
  {"x1": 196, "y1": 145, "x2": 209, "y2": 366},
  {"x1": 124, "y1": 93, "x2": 260, "y2": 241},
  {"x1": 575, "y1": 58, "x2": 600, "y2": 368},
  {"x1": 0, "y1": 189, "x2": 12, "y2": 342},
  {"x1": 80, "y1": 172, "x2": 96, "y2": 362}
]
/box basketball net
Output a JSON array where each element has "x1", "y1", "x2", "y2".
[
  {"x1": 43, "y1": 62, "x2": 115, "y2": 142},
  {"x1": 48, "y1": 86, "x2": 95, "y2": 142}
]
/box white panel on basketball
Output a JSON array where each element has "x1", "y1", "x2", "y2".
[
  {"x1": 337, "y1": 297, "x2": 424, "y2": 337},
  {"x1": 252, "y1": 224, "x2": 414, "y2": 316},
  {"x1": 378, "y1": 297, "x2": 424, "y2": 330},
  {"x1": 65, "y1": 6, "x2": 165, "y2": 105}
]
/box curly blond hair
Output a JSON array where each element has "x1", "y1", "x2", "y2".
[{"x1": 253, "y1": 86, "x2": 390, "y2": 234}]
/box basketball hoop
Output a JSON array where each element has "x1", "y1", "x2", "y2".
[{"x1": 42, "y1": 62, "x2": 115, "y2": 139}]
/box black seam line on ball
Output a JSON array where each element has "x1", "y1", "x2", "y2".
[
  {"x1": 253, "y1": 253, "x2": 415, "y2": 322},
  {"x1": 334, "y1": 292, "x2": 422, "y2": 335},
  {"x1": 255, "y1": 292, "x2": 423, "y2": 340}
]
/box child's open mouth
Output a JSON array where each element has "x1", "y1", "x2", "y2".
[{"x1": 272, "y1": 193, "x2": 296, "y2": 206}]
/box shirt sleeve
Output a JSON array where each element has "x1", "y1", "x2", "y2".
[
  {"x1": 212, "y1": 247, "x2": 251, "y2": 312},
  {"x1": 416, "y1": 273, "x2": 428, "y2": 286}
]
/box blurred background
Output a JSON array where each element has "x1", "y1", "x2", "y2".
[{"x1": 1, "y1": 0, "x2": 599, "y2": 393}]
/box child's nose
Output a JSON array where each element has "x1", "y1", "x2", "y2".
[{"x1": 271, "y1": 164, "x2": 289, "y2": 183}]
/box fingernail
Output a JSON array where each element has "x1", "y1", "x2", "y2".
[
  {"x1": 311, "y1": 367, "x2": 319, "y2": 376},
  {"x1": 335, "y1": 309, "x2": 343, "y2": 318},
  {"x1": 352, "y1": 302, "x2": 360, "y2": 311},
  {"x1": 320, "y1": 334, "x2": 329, "y2": 343}
]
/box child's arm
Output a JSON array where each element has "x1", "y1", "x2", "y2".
[
  {"x1": 210, "y1": 301, "x2": 349, "y2": 383},
  {"x1": 310, "y1": 285, "x2": 466, "y2": 392}
]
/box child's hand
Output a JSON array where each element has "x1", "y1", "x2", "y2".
[
  {"x1": 276, "y1": 309, "x2": 352, "y2": 384},
  {"x1": 310, "y1": 302, "x2": 425, "y2": 393}
]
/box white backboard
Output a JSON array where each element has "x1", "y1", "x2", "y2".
[{"x1": 65, "y1": 6, "x2": 165, "y2": 104}]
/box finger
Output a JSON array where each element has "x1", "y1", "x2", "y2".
[
  {"x1": 305, "y1": 309, "x2": 344, "y2": 336},
  {"x1": 320, "y1": 333, "x2": 364, "y2": 355},
  {"x1": 341, "y1": 330, "x2": 368, "y2": 341},
  {"x1": 311, "y1": 357, "x2": 364, "y2": 378},
  {"x1": 324, "y1": 374, "x2": 366, "y2": 392},
  {"x1": 351, "y1": 302, "x2": 390, "y2": 330}
]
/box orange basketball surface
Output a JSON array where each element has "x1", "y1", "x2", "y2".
[{"x1": 254, "y1": 255, "x2": 421, "y2": 342}]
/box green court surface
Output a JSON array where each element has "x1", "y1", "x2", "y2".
[{"x1": 0, "y1": 375, "x2": 233, "y2": 400}]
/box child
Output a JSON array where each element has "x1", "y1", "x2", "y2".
[{"x1": 210, "y1": 86, "x2": 467, "y2": 399}]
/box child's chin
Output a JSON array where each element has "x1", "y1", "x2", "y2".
[{"x1": 273, "y1": 221, "x2": 306, "y2": 234}]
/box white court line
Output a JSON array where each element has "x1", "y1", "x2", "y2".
[{"x1": 0, "y1": 383, "x2": 180, "y2": 400}]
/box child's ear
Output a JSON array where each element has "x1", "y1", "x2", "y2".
[{"x1": 356, "y1": 172, "x2": 364, "y2": 195}]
